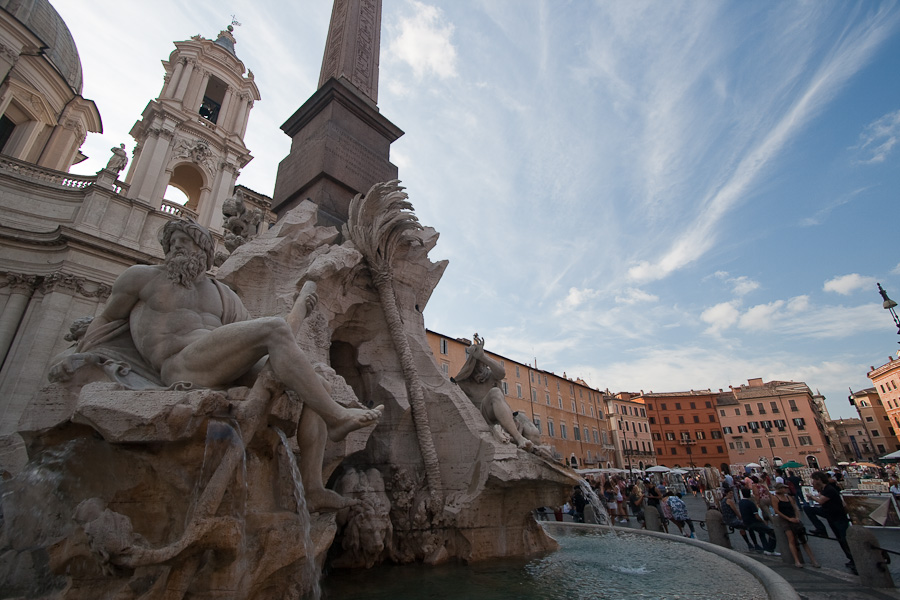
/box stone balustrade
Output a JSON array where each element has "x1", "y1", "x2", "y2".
[
  {"x1": 160, "y1": 199, "x2": 199, "y2": 220},
  {"x1": 0, "y1": 155, "x2": 96, "y2": 190}
]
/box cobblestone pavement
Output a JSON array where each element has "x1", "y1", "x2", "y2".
[{"x1": 569, "y1": 493, "x2": 900, "y2": 599}]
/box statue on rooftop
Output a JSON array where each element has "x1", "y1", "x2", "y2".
[{"x1": 105, "y1": 143, "x2": 128, "y2": 173}]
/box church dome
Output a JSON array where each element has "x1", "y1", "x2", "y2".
[{"x1": 0, "y1": 0, "x2": 84, "y2": 94}]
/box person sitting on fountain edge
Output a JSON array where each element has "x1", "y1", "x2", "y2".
[
  {"x1": 451, "y1": 334, "x2": 534, "y2": 450},
  {"x1": 62, "y1": 219, "x2": 382, "y2": 509}
]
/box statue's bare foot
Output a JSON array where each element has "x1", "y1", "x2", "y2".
[
  {"x1": 516, "y1": 437, "x2": 534, "y2": 451},
  {"x1": 307, "y1": 489, "x2": 360, "y2": 513},
  {"x1": 327, "y1": 404, "x2": 383, "y2": 442}
]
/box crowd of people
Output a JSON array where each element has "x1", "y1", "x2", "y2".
[{"x1": 543, "y1": 467, "x2": 858, "y2": 574}]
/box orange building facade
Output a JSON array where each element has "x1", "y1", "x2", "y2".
[
  {"x1": 603, "y1": 393, "x2": 656, "y2": 472},
  {"x1": 717, "y1": 379, "x2": 836, "y2": 471},
  {"x1": 867, "y1": 356, "x2": 900, "y2": 451},
  {"x1": 425, "y1": 330, "x2": 616, "y2": 466},
  {"x1": 638, "y1": 390, "x2": 729, "y2": 470}
]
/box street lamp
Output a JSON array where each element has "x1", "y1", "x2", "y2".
[
  {"x1": 679, "y1": 437, "x2": 697, "y2": 472},
  {"x1": 877, "y1": 283, "x2": 900, "y2": 338}
]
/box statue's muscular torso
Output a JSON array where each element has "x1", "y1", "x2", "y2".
[{"x1": 124, "y1": 265, "x2": 227, "y2": 372}]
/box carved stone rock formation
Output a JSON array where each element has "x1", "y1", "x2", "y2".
[{"x1": 0, "y1": 192, "x2": 577, "y2": 599}]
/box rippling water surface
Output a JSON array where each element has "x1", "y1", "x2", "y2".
[{"x1": 322, "y1": 527, "x2": 768, "y2": 600}]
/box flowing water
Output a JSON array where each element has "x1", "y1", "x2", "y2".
[
  {"x1": 577, "y1": 478, "x2": 615, "y2": 530},
  {"x1": 275, "y1": 427, "x2": 321, "y2": 600},
  {"x1": 322, "y1": 526, "x2": 768, "y2": 600}
]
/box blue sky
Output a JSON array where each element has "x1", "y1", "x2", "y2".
[{"x1": 54, "y1": 0, "x2": 900, "y2": 419}]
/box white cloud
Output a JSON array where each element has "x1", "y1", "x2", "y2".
[
  {"x1": 854, "y1": 108, "x2": 900, "y2": 164},
  {"x1": 738, "y1": 300, "x2": 784, "y2": 331},
  {"x1": 558, "y1": 287, "x2": 601, "y2": 311},
  {"x1": 786, "y1": 295, "x2": 810, "y2": 313},
  {"x1": 701, "y1": 302, "x2": 740, "y2": 335},
  {"x1": 388, "y1": 1, "x2": 457, "y2": 80},
  {"x1": 823, "y1": 273, "x2": 876, "y2": 295},
  {"x1": 730, "y1": 276, "x2": 760, "y2": 297},
  {"x1": 614, "y1": 288, "x2": 659, "y2": 305},
  {"x1": 892, "y1": 264, "x2": 900, "y2": 275}
]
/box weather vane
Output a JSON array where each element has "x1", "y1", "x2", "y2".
[{"x1": 231, "y1": 15, "x2": 242, "y2": 28}]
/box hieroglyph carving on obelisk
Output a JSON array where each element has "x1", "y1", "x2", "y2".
[{"x1": 319, "y1": 0, "x2": 381, "y2": 104}]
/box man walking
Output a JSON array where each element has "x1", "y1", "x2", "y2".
[
  {"x1": 804, "y1": 470, "x2": 855, "y2": 572},
  {"x1": 739, "y1": 488, "x2": 780, "y2": 556}
]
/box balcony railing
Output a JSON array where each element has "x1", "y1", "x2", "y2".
[
  {"x1": 0, "y1": 155, "x2": 95, "y2": 189},
  {"x1": 161, "y1": 200, "x2": 199, "y2": 220}
]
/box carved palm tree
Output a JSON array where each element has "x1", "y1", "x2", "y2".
[{"x1": 344, "y1": 180, "x2": 443, "y2": 502}]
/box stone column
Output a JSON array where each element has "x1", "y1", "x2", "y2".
[
  {"x1": 218, "y1": 87, "x2": 233, "y2": 128},
  {"x1": 174, "y1": 58, "x2": 195, "y2": 101},
  {"x1": 164, "y1": 60, "x2": 184, "y2": 98},
  {"x1": 192, "y1": 71, "x2": 211, "y2": 114},
  {"x1": 0, "y1": 273, "x2": 37, "y2": 367}
]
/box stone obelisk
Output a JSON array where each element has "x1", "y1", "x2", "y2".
[{"x1": 272, "y1": 0, "x2": 403, "y2": 227}]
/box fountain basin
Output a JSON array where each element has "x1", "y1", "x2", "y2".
[{"x1": 323, "y1": 522, "x2": 799, "y2": 599}]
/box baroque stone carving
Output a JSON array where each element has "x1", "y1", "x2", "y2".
[{"x1": 172, "y1": 137, "x2": 215, "y2": 173}]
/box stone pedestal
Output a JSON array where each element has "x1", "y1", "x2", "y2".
[{"x1": 272, "y1": 77, "x2": 403, "y2": 228}]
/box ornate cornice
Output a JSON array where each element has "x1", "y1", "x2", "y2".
[{"x1": 39, "y1": 272, "x2": 111, "y2": 299}]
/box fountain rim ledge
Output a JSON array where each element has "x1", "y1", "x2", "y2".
[{"x1": 540, "y1": 521, "x2": 800, "y2": 600}]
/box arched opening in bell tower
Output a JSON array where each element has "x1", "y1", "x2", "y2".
[
  {"x1": 164, "y1": 163, "x2": 205, "y2": 216},
  {"x1": 199, "y1": 76, "x2": 227, "y2": 124}
]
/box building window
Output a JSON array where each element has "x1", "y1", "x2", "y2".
[
  {"x1": 690, "y1": 402, "x2": 696, "y2": 409},
  {"x1": 548, "y1": 421, "x2": 555, "y2": 437},
  {"x1": 653, "y1": 433, "x2": 661, "y2": 441},
  {"x1": 720, "y1": 410, "x2": 725, "y2": 416},
  {"x1": 709, "y1": 415, "x2": 715, "y2": 422},
  {"x1": 534, "y1": 416, "x2": 542, "y2": 433},
  {"x1": 515, "y1": 365, "x2": 520, "y2": 377},
  {"x1": 584, "y1": 427, "x2": 589, "y2": 442},
  {"x1": 770, "y1": 401, "x2": 779, "y2": 413},
  {"x1": 675, "y1": 403, "x2": 682, "y2": 410},
  {"x1": 670, "y1": 447, "x2": 677, "y2": 455},
  {"x1": 648, "y1": 403, "x2": 654, "y2": 411},
  {"x1": 705, "y1": 401, "x2": 712, "y2": 408},
  {"x1": 757, "y1": 402, "x2": 765, "y2": 414},
  {"x1": 560, "y1": 423, "x2": 568, "y2": 439},
  {"x1": 696, "y1": 431, "x2": 706, "y2": 440},
  {"x1": 717, "y1": 445, "x2": 724, "y2": 453},
  {"x1": 755, "y1": 438, "x2": 763, "y2": 448},
  {"x1": 664, "y1": 416, "x2": 670, "y2": 424},
  {"x1": 700, "y1": 446, "x2": 708, "y2": 454},
  {"x1": 798, "y1": 436, "x2": 812, "y2": 446},
  {"x1": 729, "y1": 442, "x2": 735, "y2": 449},
  {"x1": 501, "y1": 381, "x2": 509, "y2": 395},
  {"x1": 872, "y1": 430, "x2": 881, "y2": 437},
  {"x1": 745, "y1": 404, "x2": 753, "y2": 415},
  {"x1": 711, "y1": 430, "x2": 723, "y2": 439},
  {"x1": 678, "y1": 416, "x2": 685, "y2": 424},
  {"x1": 866, "y1": 416, "x2": 874, "y2": 422},
  {"x1": 737, "y1": 425, "x2": 748, "y2": 433},
  {"x1": 571, "y1": 400, "x2": 577, "y2": 412},
  {"x1": 722, "y1": 427, "x2": 733, "y2": 434},
  {"x1": 649, "y1": 417, "x2": 656, "y2": 424},
  {"x1": 558, "y1": 397, "x2": 563, "y2": 409},
  {"x1": 661, "y1": 403, "x2": 667, "y2": 410},
  {"x1": 735, "y1": 408, "x2": 741, "y2": 416},
  {"x1": 789, "y1": 399, "x2": 798, "y2": 412},
  {"x1": 573, "y1": 426, "x2": 581, "y2": 441},
  {"x1": 593, "y1": 430, "x2": 599, "y2": 444},
  {"x1": 781, "y1": 437, "x2": 789, "y2": 446},
  {"x1": 532, "y1": 389, "x2": 538, "y2": 403},
  {"x1": 441, "y1": 362, "x2": 449, "y2": 375},
  {"x1": 693, "y1": 415, "x2": 700, "y2": 423},
  {"x1": 546, "y1": 393, "x2": 551, "y2": 405},
  {"x1": 665, "y1": 432, "x2": 675, "y2": 441},
  {"x1": 768, "y1": 437, "x2": 776, "y2": 447}
]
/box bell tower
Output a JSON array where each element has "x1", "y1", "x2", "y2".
[{"x1": 123, "y1": 25, "x2": 260, "y2": 232}]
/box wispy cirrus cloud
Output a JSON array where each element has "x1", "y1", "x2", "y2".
[
  {"x1": 854, "y1": 108, "x2": 900, "y2": 164},
  {"x1": 625, "y1": 4, "x2": 900, "y2": 284}
]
